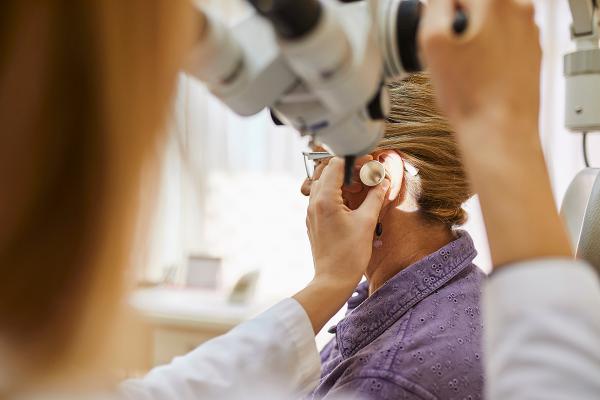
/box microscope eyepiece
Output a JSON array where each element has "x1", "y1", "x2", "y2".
[
  {"x1": 366, "y1": 84, "x2": 391, "y2": 121},
  {"x1": 248, "y1": 0, "x2": 322, "y2": 40},
  {"x1": 396, "y1": 0, "x2": 423, "y2": 72},
  {"x1": 379, "y1": 0, "x2": 469, "y2": 79}
]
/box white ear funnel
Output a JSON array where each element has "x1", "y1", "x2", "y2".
[{"x1": 359, "y1": 160, "x2": 387, "y2": 187}]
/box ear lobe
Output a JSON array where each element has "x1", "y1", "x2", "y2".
[{"x1": 376, "y1": 150, "x2": 404, "y2": 203}]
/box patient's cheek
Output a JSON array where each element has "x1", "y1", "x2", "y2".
[
  {"x1": 344, "y1": 181, "x2": 363, "y2": 194},
  {"x1": 344, "y1": 166, "x2": 366, "y2": 194},
  {"x1": 342, "y1": 189, "x2": 368, "y2": 211}
]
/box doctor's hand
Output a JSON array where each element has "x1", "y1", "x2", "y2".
[
  {"x1": 421, "y1": 0, "x2": 541, "y2": 137},
  {"x1": 419, "y1": 0, "x2": 571, "y2": 267},
  {"x1": 294, "y1": 158, "x2": 390, "y2": 334}
]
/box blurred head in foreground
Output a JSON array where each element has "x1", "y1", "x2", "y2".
[{"x1": 0, "y1": 1, "x2": 196, "y2": 390}]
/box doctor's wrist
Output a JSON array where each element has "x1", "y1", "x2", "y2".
[
  {"x1": 293, "y1": 276, "x2": 358, "y2": 334},
  {"x1": 312, "y1": 269, "x2": 361, "y2": 289},
  {"x1": 455, "y1": 122, "x2": 573, "y2": 267}
]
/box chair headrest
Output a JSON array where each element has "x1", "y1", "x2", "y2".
[{"x1": 561, "y1": 168, "x2": 600, "y2": 272}]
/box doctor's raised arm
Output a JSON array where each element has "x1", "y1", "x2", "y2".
[{"x1": 419, "y1": 0, "x2": 600, "y2": 398}]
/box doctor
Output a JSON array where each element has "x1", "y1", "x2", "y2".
[
  {"x1": 1, "y1": 1, "x2": 599, "y2": 400},
  {"x1": 0, "y1": 1, "x2": 388, "y2": 398}
]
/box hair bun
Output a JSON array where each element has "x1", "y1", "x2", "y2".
[
  {"x1": 451, "y1": 208, "x2": 468, "y2": 226},
  {"x1": 382, "y1": 72, "x2": 473, "y2": 228}
]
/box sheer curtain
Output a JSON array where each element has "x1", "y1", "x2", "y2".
[
  {"x1": 144, "y1": 76, "x2": 314, "y2": 299},
  {"x1": 142, "y1": 1, "x2": 596, "y2": 301}
]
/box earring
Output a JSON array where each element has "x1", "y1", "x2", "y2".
[{"x1": 373, "y1": 221, "x2": 383, "y2": 248}]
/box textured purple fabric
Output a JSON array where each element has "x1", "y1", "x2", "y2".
[{"x1": 308, "y1": 231, "x2": 484, "y2": 400}]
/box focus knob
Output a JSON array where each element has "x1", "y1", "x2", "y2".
[
  {"x1": 367, "y1": 85, "x2": 391, "y2": 121},
  {"x1": 248, "y1": 0, "x2": 322, "y2": 40},
  {"x1": 270, "y1": 108, "x2": 284, "y2": 126}
]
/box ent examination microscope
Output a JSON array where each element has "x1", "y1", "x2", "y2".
[
  {"x1": 187, "y1": 0, "x2": 466, "y2": 184},
  {"x1": 562, "y1": 0, "x2": 600, "y2": 272},
  {"x1": 187, "y1": 0, "x2": 600, "y2": 272}
]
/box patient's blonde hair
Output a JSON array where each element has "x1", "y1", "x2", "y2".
[{"x1": 377, "y1": 73, "x2": 473, "y2": 226}]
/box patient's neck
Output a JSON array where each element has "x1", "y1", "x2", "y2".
[{"x1": 366, "y1": 209, "x2": 455, "y2": 295}]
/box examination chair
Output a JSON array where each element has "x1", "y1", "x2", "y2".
[{"x1": 562, "y1": 168, "x2": 600, "y2": 273}]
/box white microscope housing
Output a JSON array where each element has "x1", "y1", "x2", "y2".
[
  {"x1": 186, "y1": 0, "x2": 463, "y2": 182},
  {"x1": 565, "y1": 0, "x2": 600, "y2": 132}
]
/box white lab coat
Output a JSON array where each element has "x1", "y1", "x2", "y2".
[
  {"x1": 122, "y1": 258, "x2": 600, "y2": 400},
  {"x1": 14, "y1": 299, "x2": 320, "y2": 400},
  {"x1": 484, "y1": 259, "x2": 600, "y2": 399},
  {"x1": 18, "y1": 260, "x2": 600, "y2": 400},
  {"x1": 123, "y1": 258, "x2": 600, "y2": 400},
  {"x1": 120, "y1": 298, "x2": 321, "y2": 400}
]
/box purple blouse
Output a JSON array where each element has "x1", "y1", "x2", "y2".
[{"x1": 308, "y1": 231, "x2": 484, "y2": 400}]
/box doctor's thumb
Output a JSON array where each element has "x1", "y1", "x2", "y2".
[{"x1": 356, "y1": 179, "x2": 390, "y2": 221}]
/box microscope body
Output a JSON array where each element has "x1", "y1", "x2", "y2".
[
  {"x1": 186, "y1": 0, "x2": 428, "y2": 164},
  {"x1": 270, "y1": 1, "x2": 387, "y2": 156},
  {"x1": 187, "y1": 0, "x2": 600, "y2": 270},
  {"x1": 186, "y1": 9, "x2": 295, "y2": 117},
  {"x1": 565, "y1": 0, "x2": 600, "y2": 132}
]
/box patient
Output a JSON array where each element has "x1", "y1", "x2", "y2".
[{"x1": 301, "y1": 74, "x2": 484, "y2": 400}]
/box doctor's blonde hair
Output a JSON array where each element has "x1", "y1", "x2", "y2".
[
  {"x1": 0, "y1": 1, "x2": 196, "y2": 387},
  {"x1": 378, "y1": 73, "x2": 473, "y2": 226}
]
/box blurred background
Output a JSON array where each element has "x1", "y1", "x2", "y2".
[{"x1": 129, "y1": 0, "x2": 600, "y2": 368}]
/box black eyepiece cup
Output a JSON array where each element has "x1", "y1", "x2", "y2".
[{"x1": 248, "y1": 0, "x2": 322, "y2": 40}]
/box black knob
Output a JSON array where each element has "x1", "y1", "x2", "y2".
[
  {"x1": 270, "y1": 108, "x2": 284, "y2": 126},
  {"x1": 396, "y1": 1, "x2": 469, "y2": 73},
  {"x1": 453, "y1": 9, "x2": 468, "y2": 35},
  {"x1": 396, "y1": 0, "x2": 423, "y2": 72},
  {"x1": 344, "y1": 155, "x2": 356, "y2": 186},
  {"x1": 367, "y1": 85, "x2": 390, "y2": 121},
  {"x1": 247, "y1": 0, "x2": 322, "y2": 40}
]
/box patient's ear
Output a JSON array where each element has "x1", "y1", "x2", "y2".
[{"x1": 375, "y1": 150, "x2": 404, "y2": 204}]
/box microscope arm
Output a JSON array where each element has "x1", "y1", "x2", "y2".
[{"x1": 569, "y1": 0, "x2": 597, "y2": 38}]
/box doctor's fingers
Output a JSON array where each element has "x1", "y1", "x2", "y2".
[
  {"x1": 307, "y1": 178, "x2": 323, "y2": 224},
  {"x1": 421, "y1": 0, "x2": 534, "y2": 50},
  {"x1": 308, "y1": 158, "x2": 345, "y2": 215},
  {"x1": 318, "y1": 157, "x2": 345, "y2": 193},
  {"x1": 355, "y1": 178, "x2": 390, "y2": 225},
  {"x1": 420, "y1": 0, "x2": 484, "y2": 50},
  {"x1": 420, "y1": 0, "x2": 456, "y2": 45}
]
